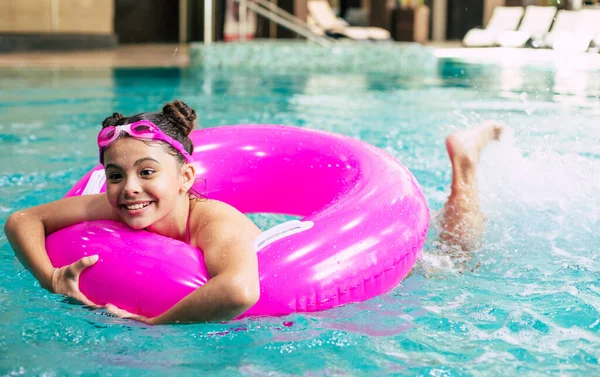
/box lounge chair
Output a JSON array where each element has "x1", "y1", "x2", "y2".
[
  {"x1": 593, "y1": 33, "x2": 600, "y2": 51},
  {"x1": 497, "y1": 6, "x2": 557, "y2": 48},
  {"x1": 307, "y1": 0, "x2": 391, "y2": 41},
  {"x1": 537, "y1": 10, "x2": 580, "y2": 49},
  {"x1": 552, "y1": 9, "x2": 600, "y2": 52},
  {"x1": 463, "y1": 6, "x2": 524, "y2": 47}
]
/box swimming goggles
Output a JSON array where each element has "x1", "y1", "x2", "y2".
[{"x1": 97, "y1": 120, "x2": 193, "y2": 163}]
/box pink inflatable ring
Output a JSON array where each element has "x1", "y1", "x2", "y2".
[{"x1": 46, "y1": 125, "x2": 430, "y2": 318}]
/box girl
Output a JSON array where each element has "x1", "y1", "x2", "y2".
[
  {"x1": 5, "y1": 99, "x2": 503, "y2": 323},
  {"x1": 4, "y1": 100, "x2": 261, "y2": 324}
]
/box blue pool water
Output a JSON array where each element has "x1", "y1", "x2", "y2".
[{"x1": 1, "y1": 58, "x2": 599, "y2": 376}]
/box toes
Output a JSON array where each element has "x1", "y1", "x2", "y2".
[{"x1": 491, "y1": 124, "x2": 504, "y2": 140}]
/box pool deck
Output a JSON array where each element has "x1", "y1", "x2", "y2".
[
  {"x1": 0, "y1": 44, "x2": 191, "y2": 68},
  {"x1": 0, "y1": 41, "x2": 599, "y2": 69},
  {"x1": 430, "y1": 41, "x2": 600, "y2": 69}
]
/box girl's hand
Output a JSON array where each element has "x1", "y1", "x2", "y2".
[
  {"x1": 51, "y1": 255, "x2": 99, "y2": 307},
  {"x1": 105, "y1": 304, "x2": 157, "y2": 325}
]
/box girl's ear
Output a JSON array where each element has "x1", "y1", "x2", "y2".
[{"x1": 180, "y1": 163, "x2": 196, "y2": 194}]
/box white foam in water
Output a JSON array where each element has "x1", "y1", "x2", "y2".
[
  {"x1": 419, "y1": 121, "x2": 599, "y2": 276},
  {"x1": 419, "y1": 253, "x2": 458, "y2": 273},
  {"x1": 477, "y1": 126, "x2": 599, "y2": 278},
  {"x1": 551, "y1": 241, "x2": 600, "y2": 273},
  {"x1": 476, "y1": 127, "x2": 599, "y2": 235}
]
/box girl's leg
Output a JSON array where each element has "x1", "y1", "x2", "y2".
[{"x1": 439, "y1": 120, "x2": 504, "y2": 252}]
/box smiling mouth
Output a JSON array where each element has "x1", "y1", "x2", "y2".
[{"x1": 123, "y1": 202, "x2": 151, "y2": 210}]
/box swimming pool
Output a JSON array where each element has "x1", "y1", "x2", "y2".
[{"x1": 0, "y1": 56, "x2": 599, "y2": 376}]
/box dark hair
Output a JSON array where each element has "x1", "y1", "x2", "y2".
[{"x1": 101, "y1": 100, "x2": 197, "y2": 164}]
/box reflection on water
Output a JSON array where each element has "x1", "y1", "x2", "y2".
[{"x1": 438, "y1": 58, "x2": 600, "y2": 106}]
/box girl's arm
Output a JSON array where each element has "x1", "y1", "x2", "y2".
[
  {"x1": 4, "y1": 194, "x2": 118, "y2": 296},
  {"x1": 108, "y1": 201, "x2": 260, "y2": 324}
]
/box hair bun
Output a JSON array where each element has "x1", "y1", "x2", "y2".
[
  {"x1": 163, "y1": 100, "x2": 197, "y2": 136},
  {"x1": 102, "y1": 113, "x2": 125, "y2": 128}
]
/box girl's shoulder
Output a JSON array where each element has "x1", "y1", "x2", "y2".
[
  {"x1": 188, "y1": 199, "x2": 261, "y2": 245},
  {"x1": 191, "y1": 198, "x2": 243, "y2": 222}
]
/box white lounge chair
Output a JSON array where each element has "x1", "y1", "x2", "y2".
[
  {"x1": 593, "y1": 33, "x2": 600, "y2": 51},
  {"x1": 538, "y1": 10, "x2": 580, "y2": 49},
  {"x1": 553, "y1": 9, "x2": 600, "y2": 52},
  {"x1": 307, "y1": 0, "x2": 391, "y2": 41},
  {"x1": 463, "y1": 6, "x2": 524, "y2": 47},
  {"x1": 497, "y1": 6, "x2": 557, "y2": 48}
]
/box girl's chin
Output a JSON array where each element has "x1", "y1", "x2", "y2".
[
  {"x1": 120, "y1": 216, "x2": 152, "y2": 230},
  {"x1": 126, "y1": 222, "x2": 149, "y2": 230}
]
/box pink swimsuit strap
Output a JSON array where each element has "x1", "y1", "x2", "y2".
[{"x1": 185, "y1": 203, "x2": 191, "y2": 245}]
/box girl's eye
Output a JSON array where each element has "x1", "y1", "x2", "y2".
[
  {"x1": 140, "y1": 169, "x2": 155, "y2": 177},
  {"x1": 107, "y1": 172, "x2": 122, "y2": 181}
]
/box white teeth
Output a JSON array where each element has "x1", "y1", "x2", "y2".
[{"x1": 125, "y1": 202, "x2": 150, "y2": 210}]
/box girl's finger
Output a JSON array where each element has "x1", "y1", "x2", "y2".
[
  {"x1": 72, "y1": 291, "x2": 97, "y2": 308},
  {"x1": 106, "y1": 304, "x2": 133, "y2": 318},
  {"x1": 106, "y1": 304, "x2": 149, "y2": 323},
  {"x1": 74, "y1": 255, "x2": 99, "y2": 272}
]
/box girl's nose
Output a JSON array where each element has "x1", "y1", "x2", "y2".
[{"x1": 123, "y1": 178, "x2": 141, "y2": 198}]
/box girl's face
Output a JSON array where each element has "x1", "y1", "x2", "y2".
[{"x1": 102, "y1": 137, "x2": 191, "y2": 231}]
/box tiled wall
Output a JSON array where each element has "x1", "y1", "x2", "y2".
[{"x1": 0, "y1": 0, "x2": 114, "y2": 34}]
